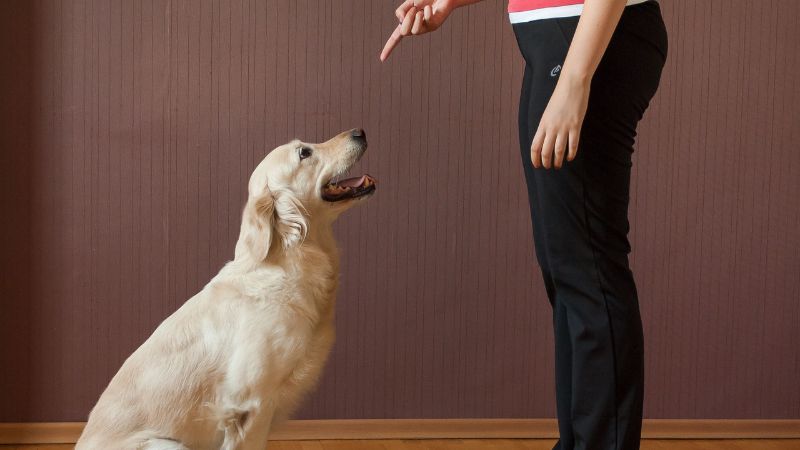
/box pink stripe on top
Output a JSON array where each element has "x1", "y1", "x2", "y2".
[{"x1": 508, "y1": 0, "x2": 584, "y2": 13}]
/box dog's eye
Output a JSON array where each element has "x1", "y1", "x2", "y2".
[{"x1": 299, "y1": 147, "x2": 313, "y2": 160}]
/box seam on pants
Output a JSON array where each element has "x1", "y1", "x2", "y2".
[
  {"x1": 553, "y1": 18, "x2": 576, "y2": 51},
  {"x1": 578, "y1": 163, "x2": 620, "y2": 450}
]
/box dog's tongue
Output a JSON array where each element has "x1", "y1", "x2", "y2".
[{"x1": 338, "y1": 175, "x2": 367, "y2": 188}]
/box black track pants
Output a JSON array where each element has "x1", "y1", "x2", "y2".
[{"x1": 513, "y1": 2, "x2": 667, "y2": 449}]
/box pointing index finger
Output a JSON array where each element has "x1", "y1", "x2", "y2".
[{"x1": 380, "y1": 25, "x2": 403, "y2": 61}]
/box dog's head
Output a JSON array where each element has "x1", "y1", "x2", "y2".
[{"x1": 236, "y1": 128, "x2": 376, "y2": 262}]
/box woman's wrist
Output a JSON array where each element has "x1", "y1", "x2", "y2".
[{"x1": 560, "y1": 69, "x2": 593, "y2": 89}]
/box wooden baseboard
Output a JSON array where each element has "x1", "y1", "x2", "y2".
[{"x1": 1, "y1": 419, "x2": 799, "y2": 444}]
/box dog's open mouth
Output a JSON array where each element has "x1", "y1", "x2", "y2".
[{"x1": 322, "y1": 174, "x2": 377, "y2": 202}]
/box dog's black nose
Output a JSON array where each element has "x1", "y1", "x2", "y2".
[{"x1": 351, "y1": 128, "x2": 366, "y2": 141}]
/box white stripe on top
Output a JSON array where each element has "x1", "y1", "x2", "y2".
[{"x1": 509, "y1": 0, "x2": 651, "y2": 24}]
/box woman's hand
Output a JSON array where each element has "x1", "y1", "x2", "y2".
[
  {"x1": 531, "y1": 74, "x2": 591, "y2": 169},
  {"x1": 380, "y1": 0, "x2": 456, "y2": 61}
]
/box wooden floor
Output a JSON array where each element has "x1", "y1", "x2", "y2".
[{"x1": 2, "y1": 440, "x2": 799, "y2": 449}]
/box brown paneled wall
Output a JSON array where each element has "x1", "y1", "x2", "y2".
[{"x1": 1, "y1": 0, "x2": 798, "y2": 421}]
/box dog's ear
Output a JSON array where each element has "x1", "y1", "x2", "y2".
[
  {"x1": 237, "y1": 187, "x2": 307, "y2": 262},
  {"x1": 269, "y1": 188, "x2": 308, "y2": 249}
]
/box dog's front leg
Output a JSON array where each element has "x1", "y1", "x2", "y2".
[{"x1": 232, "y1": 401, "x2": 275, "y2": 450}]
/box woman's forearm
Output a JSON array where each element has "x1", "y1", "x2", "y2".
[
  {"x1": 560, "y1": 0, "x2": 628, "y2": 85},
  {"x1": 530, "y1": 0, "x2": 629, "y2": 169}
]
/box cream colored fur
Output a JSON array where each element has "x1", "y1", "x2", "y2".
[{"x1": 76, "y1": 130, "x2": 372, "y2": 450}]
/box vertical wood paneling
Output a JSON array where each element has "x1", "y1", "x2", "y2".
[
  {"x1": 0, "y1": 0, "x2": 798, "y2": 422},
  {"x1": 632, "y1": 0, "x2": 800, "y2": 419}
]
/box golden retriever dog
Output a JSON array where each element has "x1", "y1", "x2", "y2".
[{"x1": 76, "y1": 129, "x2": 376, "y2": 450}]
